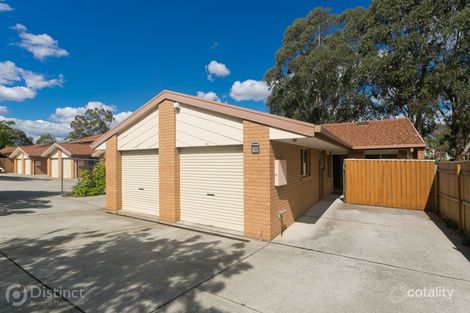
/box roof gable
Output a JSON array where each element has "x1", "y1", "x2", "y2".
[{"x1": 91, "y1": 90, "x2": 325, "y2": 149}]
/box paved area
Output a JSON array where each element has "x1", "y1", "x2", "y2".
[{"x1": 1, "y1": 174, "x2": 469, "y2": 312}]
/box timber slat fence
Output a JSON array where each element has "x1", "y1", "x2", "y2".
[
  {"x1": 344, "y1": 159, "x2": 470, "y2": 234},
  {"x1": 437, "y1": 161, "x2": 470, "y2": 233},
  {"x1": 344, "y1": 159, "x2": 436, "y2": 211}
]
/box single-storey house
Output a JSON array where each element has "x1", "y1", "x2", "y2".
[
  {"x1": 9, "y1": 145, "x2": 49, "y2": 175},
  {"x1": 91, "y1": 90, "x2": 426, "y2": 240},
  {"x1": 0, "y1": 146, "x2": 15, "y2": 173},
  {"x1": 322, "y1": 119, "x2": 426, "y2": 191},
  {"x1": 41, "y1": 136, "x2": 99, "y2": 179}
]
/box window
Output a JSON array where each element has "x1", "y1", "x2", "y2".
[{"x1": 300, "y1": 149, "x2": 311, "y2": 176}]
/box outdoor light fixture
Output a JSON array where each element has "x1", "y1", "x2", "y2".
[
  {"x1": 173, "y1": 102, "x2": 181, "y2": 112},
  {"x1": 251, "y1": 143, "x2": 260, "y2": 154}
]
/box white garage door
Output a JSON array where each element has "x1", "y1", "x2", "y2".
[
  {"x1": 180, "y1": 146, "x2": 244, "y2": 232},
  {"x1": 25, "y1": 159, "x2": 31, "y2": 175},
  {"x1": 63, "y1": 159, "x2": 72, "y2": 179},
  {"x1": 51, "y1": 159, "x2": 59, "y2": 177},
  {"x1": 122, "y1": 150, "x2": 159, "y2": 216},
  {"x1": 17, "y1": 159, "x2": 23, "y2": 174}
]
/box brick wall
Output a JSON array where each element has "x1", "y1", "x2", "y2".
[
  {"x1": 159, "y1": 100, "x2": 180, "y2": 222},
  {"x1": 243, "y1": 121, "x2": 272, "y2": 240},
  {"x1": 33, "y1": 157, "x2": 48, "y2": 175},
  {"x1": 105, "y1": 135, "x2": 122, "y2": 211},
  {"x1": 416, "y1": 149, "x2": 425, "y2": 159},
  {"x1": 0, "y1": 157, "x2": 14, "y2": 172},
  {"x1": 270, "y1": 142, "x2": 321, "y2": 238},
  {"x1": 348, "y1": 150, "x2": 365, "y2": 159}
]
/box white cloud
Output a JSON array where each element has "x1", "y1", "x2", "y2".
[
  {"x1": 0, "y1": 86, "x2": 36, "y2": 101},
  {"x1": 0, "y1": 115, "x2": 71, "y2": 141},
  {"x1": 0, "y1": 1, "x2": 13, "y2": 12},
  {"x1": 0, "y1": 106, "x2": 8, "y2": 115},
  {"x1": 2, "y1": 101, "x2": 133, "y2": 141},
  {"x1": 0, "y1": 60, "x2": 63, "y2": 102},
  {"x1": 230, "y1": 79, "x2": 271, "y2": 102},
  {"x1": 50, "y1": 101, "x2": 115, "y2": 123},
  {"x1": 206, "y1": 60, "x2": 230, "y2": 81},
  {"x1": 196, "y1": 91, "x2": 220, "y2": 102},
  {"x1": 12, "y1": 24, "x2": 69, "y2": 60},
  {"x1": 113, "y1": 111, "x2": 133, "y2": 126}
]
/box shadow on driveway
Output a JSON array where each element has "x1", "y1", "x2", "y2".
[
  {"x1": 0, "y1": 190, "x2": 58, "y2": 216},
  {"x1": 426, "y1": 211, "x2": 470, "y2": 262},
  {"x1": 0, "y1": 227, "x2": 253, "y2": 312}
]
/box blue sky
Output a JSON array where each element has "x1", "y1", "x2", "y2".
[{"x1": 0, "y1": 0, "x2": 370, "y2": 140}]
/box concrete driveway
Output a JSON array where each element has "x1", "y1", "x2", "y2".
[{"x1": 1, "y1": 174, "x2": 469, "y2": 312}]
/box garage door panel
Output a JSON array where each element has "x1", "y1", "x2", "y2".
[
  {"x1": 17, "y1": 159, "x2": 23, "y2": 174},
  {"x1": 180, "y1": 146, "x2": 244, "y2": 232},
  {"x1": 25, "y1": 159, "x2": 31, "y2": 175},
  {"x1": 51, "y1": 159, "x2": 59, "y2": 177},
  {"x1": 63, "y1": 159, "x2": 72, "y2": 179},
  {"x1": 122, "y1": 150, "x2": 159, "y2": 216}
]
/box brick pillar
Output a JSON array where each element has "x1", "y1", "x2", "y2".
[
  {"x1": 159, "y1": 100, "x2": 180, "y2": 222},
  {"x1": 14, "y1": 159, "x2": 17, "y2": 174},
  {"x1": 47, "y1": 158, "x2": 51, "y2": 176},
  {"x1": 416, "y1": 149, "x2": 425, "y2": 159},
  {"x1": 22, "y1": 155, "x2": 25, "y2": 174},
  {"x1": 243, "y1": 121, "x2": 272, "y2": 240},
  {"x1": 58, "y1": 151, "x2": 63, "y2": 178},
  {"x1": 106, "y1": 135, "x2": 122, "y2": 211}
]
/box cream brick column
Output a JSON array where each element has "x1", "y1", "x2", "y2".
[
  {"x1": 47, "y1": 158, "x2": 51, "y2": 177},
  {"x1": 159, "y1": 100, "x2": 180, "y2": 222},
  {"x1": 22, "y1": 155, "x2": 25, "y2": 174},
  {"x1": 58, "y1": 151, "x2": 62, "y2": 178},
  {"x1": 243, "y1": 121, "x2": 272, "y2": 240},
  {"x1": 105, "y1": 135, "x2": 122, "y2": 211}
]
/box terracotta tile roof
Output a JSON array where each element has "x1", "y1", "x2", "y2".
[
  {"x1": 321, "y1": 118, "x2": 425, "y2": 149},
  {"x1": 19, "y1": 144, "x2": 50, "y2": 157},
  {"x1": 58, "y1": 143, "x2": 94, "y2": 157},
  {"x1": 68, "y1": 134, "x2": 102, "y2": 144},
  {"x1": 0, "y1": 146, "x2": 16, "y2": 155}
]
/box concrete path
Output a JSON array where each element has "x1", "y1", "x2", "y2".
[{"x1": 1, "y1": 175, "x2": 469, "y2": 312}]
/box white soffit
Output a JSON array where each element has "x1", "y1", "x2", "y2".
[
  {"x1": 275, "y1": 137, "x2": 348, "y2": 152},
  {"x1": 269, "y1": 127, "x2": 305, "y2": 140}
]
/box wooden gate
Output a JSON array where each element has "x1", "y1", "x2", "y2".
[{"x1": 344, "y1": 159, "x2": 436, "y2": 210}]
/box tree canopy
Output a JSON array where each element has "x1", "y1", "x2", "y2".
[
  {"x1": 0, "y1": 120, "x2": 33, "y2": 148},
  {"x1": 265, "y1": 0, "x2": 470, "y2": 160},
  {"x1": 36, "y1": 133, "x2": 57, "y2": 145},
  {"x1": 67, "y1": 108, "x2": 114, "y2": 141}
]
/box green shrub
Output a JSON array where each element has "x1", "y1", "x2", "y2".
[{"x1": 72, "y1": 162, "x2": 106, "y2": 197}]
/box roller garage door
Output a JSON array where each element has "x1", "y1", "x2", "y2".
[
  {"x1": 63, "y1": 159, "x2": 72, "y2": 179},
  {"x1": 17, "y1": 159, "x2": 23, "y2": 174},
  {"x1": 51, "y1": 159, "x2": 59, "y2": 177},
  {"x1": 25, "y1": 159, "x2": 31, "y2": 175},
  {"x1": 180, "y1": 146, "x2": 244, "y2": 232},
  {"x1": 122, "y1": 150, "x2": 159, "y2": 216}
]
